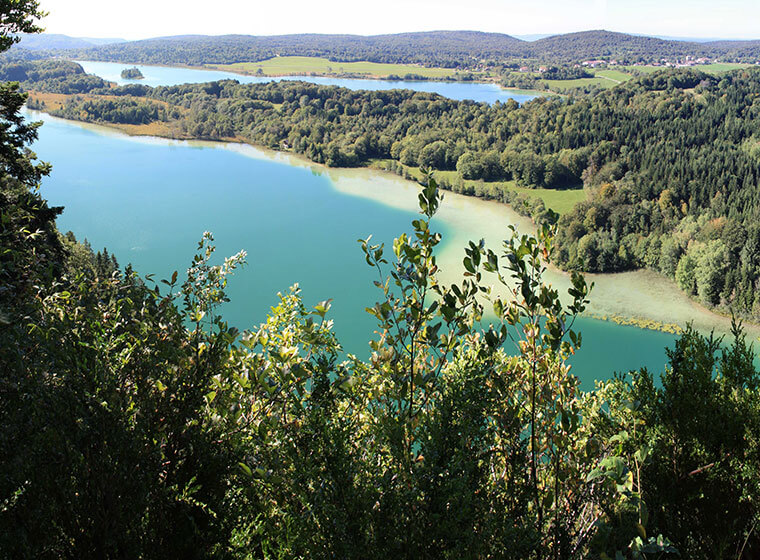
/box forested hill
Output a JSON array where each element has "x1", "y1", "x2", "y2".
[
  {"x1": 14, "y1": 33, "x2": 126, "y2": 50},
  {"x1": 52, "y1": 31, "x2": 527, "y2": 68},
  {"x1": 18, "y1": 29, "x2": 760, "y2": 68},
  {"x1": 530, "y1": 30, "x2": 760, "y2": 62}
]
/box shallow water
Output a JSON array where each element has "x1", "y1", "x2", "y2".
[
  {"x1": 27, "y1": 110, "x2": 696, "y2": 388},
  {"x1": 75, "y1": 60, "x2": 540, "y2": 104}
]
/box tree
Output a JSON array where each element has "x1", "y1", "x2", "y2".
[
  {"x1": 0, "y1": 0, "x2": 45, "y2": 51},
  {"x1": 456, "y1": 151, "x2": 483, "y2": 179},
  {"x1": 0, "y1": 1, "x2": 58, "y2": 332},
  {"x1": 675, "y1": 250, "x2": 698, "y2": 295},
  {"x1": 695, "y1": 239, "x2": 729, "y2": 306}
]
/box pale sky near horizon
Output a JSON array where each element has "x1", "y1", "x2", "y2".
[{"x1": 38, "y1": 0, "x2": 760, "y2": 41}]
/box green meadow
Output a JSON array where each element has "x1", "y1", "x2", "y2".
[
  {"x1": 372, "y1": 162, "x2": 587, "y2": 215},
  {"x1": 207, "y1": 56, "x2": 461, "y2": 78}
]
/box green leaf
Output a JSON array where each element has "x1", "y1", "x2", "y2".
[{"x1": 313, "y1": 299, "x2": 333, "y2": 318}]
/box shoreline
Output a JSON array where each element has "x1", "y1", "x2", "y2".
[
  {"x1": 25, "y1": 108, "x2": 760, "y2": 340},
  {"x1": 200, "y1": 62, "x2": 548, "y2": 96},
  {"x1": 70, "y1": 58, "x2": 550, "y2": 98}
]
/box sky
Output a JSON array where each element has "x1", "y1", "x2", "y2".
[{"x1": 38, "y1": 0, "x2": 760, "y2": 41}]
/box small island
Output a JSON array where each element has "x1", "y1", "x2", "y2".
[{"x1": 120, "y1": 66, "x2": 144, "y2": 80}]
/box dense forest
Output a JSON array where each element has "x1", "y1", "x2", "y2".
[
  {"x1": 11, "y1": 59, "x2": 760, "y2": 320},
  {"x1": 530, "y1": 30, "x2": 760, "y2": 63},
  {"x1": 11, "y1": 29, "x2": 760, "y2": 70}
]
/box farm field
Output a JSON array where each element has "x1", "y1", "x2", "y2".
[
  {"x1": 594, "y1": 69, "x2": 632, "y2": 82},
  {"x1": 206, "y1": 56, "x2": 462, "y2": 78},
  {"x1": 622, "y1": 62, "x2": 753, "y2": 74},
  {"x1": 543, "y1": 76, "x2": 617, "y2": 89},
  {"x1": 538, "y1": 62, "x2": 752, "y2": 91}
]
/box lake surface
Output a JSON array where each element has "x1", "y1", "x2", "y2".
[
  {"x1": 28, "y1": 110, "x2": 681, "y2": 389},
  {"x1": 76, "y1": 60, "x2": 540, "y2": 104}
]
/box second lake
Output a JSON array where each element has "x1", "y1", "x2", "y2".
[{"x1": 76, "y1": 60, "x2": 541, "y2": 104}]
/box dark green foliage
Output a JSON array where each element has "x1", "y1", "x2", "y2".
[
  {"x1": 0, "y1": 59, "x2": 109, "y2": 92},
  {"x1": 540, "y1": 66, "x2": 594, "y2": 80},
  {"x1": 551, "y1": 68, "x2": 760, "y2": 318},
  {"x1": 62, "y1": 30, "x2": 528, "y2": 69},
  {"x1": 120, "y1": 66, "x2": 144, "y2": 80},
  {"x1": 644, "y1": 324, "x2": 760, "y2": 557},
  {"x1": 59, "y1": 96, "x2": 166, "y2": 124},
  {"x1": 0, "y1": 0, "x2": 45, "y2": 52},
  {"x1": 588, "y1": 322, "x2": 760, "y2": 559},
  {"x1": 0, "y1": 79, "x2": 60, "y2": 326},
  {"x1": 1, "y1": 264, "x2": 237, "y2": 558}
]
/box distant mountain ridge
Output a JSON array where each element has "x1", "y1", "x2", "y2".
[
  {"x1": 45, "y1": 30, "x2": 526, "y2": 68},
  {"x1": 13, "y1": 30, "x2": 760, "y2": 66},
  {"x1": 15, "y1": 33, "x2": 125, "y2": 50}
]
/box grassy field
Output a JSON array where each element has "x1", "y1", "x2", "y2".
[
  {"x1": 207, "y1": 57, "x2": 461, "y2": 79},
  {"x1": 594, "y1": 69, "x2": 633, "y2": 83},
  {"x1": 543, "y1": 76, "x2": 618, "y2": 90},
  {"x1": 620, "y1": 65, "x2": 661, "y2": 74},
  {"x1": 431, "y1": 168, "x2": 586, "y2": 214},
  {"x1": 506, "y1": 183, "x2": 586, "y2": 214},
  {"x1": 514, "y1": 69, "x2": 635, "y2": 91},
  {"x1": 371, "y1": 162, "x2": 586, "y2": 215},
  {"x1": 622, "y1": 63, "x2": 753, "y2": 75},
  {"x1": 541, "y1": 63, "x2": 754, "y2": 92},
  {"x1": 698, "y1": 62, "x2": 754, "y2": 74}
]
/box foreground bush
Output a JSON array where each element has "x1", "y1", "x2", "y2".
[{"x1": 3, "y1": 166, "x2": 759, "y2": 558}]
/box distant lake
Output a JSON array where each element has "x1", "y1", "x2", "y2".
[
  {"x1": 76, "y1": 60, "x2": 540, "y2": 104},
  {"x1": 29, "y1": 110, "x2": 682, "y2": 389}
]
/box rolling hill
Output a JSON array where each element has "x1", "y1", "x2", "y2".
[
  {"x1": 11, "y1": 30, "x2": 760, "y2": 68},
  {"x1": 15, "y1": 33, "x2": 125, "y2": 50}
]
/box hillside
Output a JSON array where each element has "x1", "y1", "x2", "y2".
[
  {"x1": 57, "y1": 31, "x2": 527, "y2": 68},
  {"x1": 530, "y1": 30, "x2": 709, "y2": 61},
  {"x1": 531, "y1": 30, "x2": 760, "y2": 62},
  {"x1": 27, "y1": 29, "x2": 760, "y2": 69},
  {"x1": 15, "y1": 33, "x2": 125, "y2": 50}
]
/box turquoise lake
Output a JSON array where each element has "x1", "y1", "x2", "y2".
[
  {"x1": 29, "y1": 111, "x2": 681, "y2": 389},
  {"x1": 76, "y1": 60, "x2": 540, "y2": 104}
]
